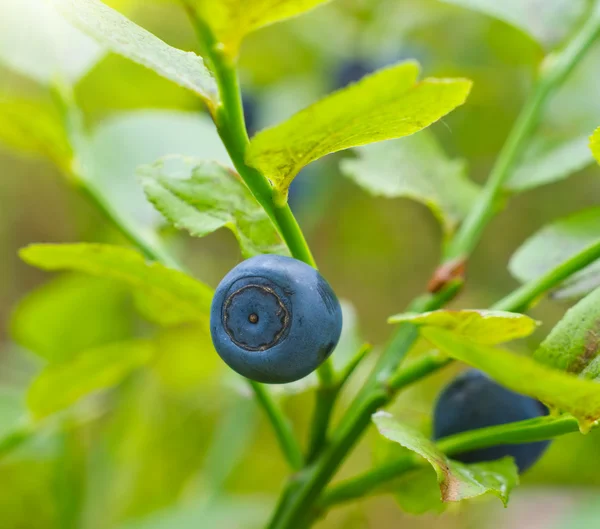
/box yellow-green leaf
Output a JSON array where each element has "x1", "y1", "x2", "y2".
[
  {"x1": 27, "y1": 340, "x2": 154, "y2": 419},
  {"x1": 0, "y1": 96, "x2": 72, "y2": 170},
  {"x1": 192, "y1": 0, "x2": 332, "y2": 58},
  {"x1": 19, "y1": 244, "x2": 213, "y2": 326},
  {"x1": 373, "y1": 412, "x2": 518, "y2": 506},
  {"x1": 591, "y1": 127, "x2": 600, "y2": 164},
  {"x1": 388, "y1": 309, "x2": 538, "y2": 345},
  {"x1": 50, "y1": 0, "x2": 219, "y2": 109},
  {"x1": 11, "y1": 274, "x2": 131, "y2": 363},
  {"x1": 246, "y1": 61, "x2": 471, "y2": 202},
  {"x1": 422, "y1": 327, "x2": 600, "y2": 432}
]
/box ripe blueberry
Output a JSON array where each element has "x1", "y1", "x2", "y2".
[
  {"x1": 433, "y1": 369, "x2": 550, "y2": 472},
  {"x1": 333, "y1": 59, "x2": 374, "y2": 90},
  {"x1": 210, "y1": 254, "x2": 343, "y2": 384}
]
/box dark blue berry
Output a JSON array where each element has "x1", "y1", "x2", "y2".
[
  {"x1": 210, "y1": 255, "x2": 343, "y2": 384},
  {"x1": 433, "y1": 369, "x2": 550, "y2": 473},
  {"x1": 333, "y1": 60, "x2": 375, "y2": 90},
  {"x1": 242, "y1": 93, "x2": 258, "y2": 137}
]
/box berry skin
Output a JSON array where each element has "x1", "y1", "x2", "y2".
[
  {"x1": 333, "y1": 60, "x2": 374, "y2": 90},
  {"x1": 210, "y1": 255, "x2": 343, "y2": 384},
  {"x1": 433, "y1": 369, "x2": 550, "y2": 473}
]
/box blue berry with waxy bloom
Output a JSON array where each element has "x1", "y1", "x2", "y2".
[
  {"x1": 433, "y1": 369, "x2": 550, "y2": 473},
  {"x1": 210, "y1": 254, "x2": 343, "y2": 384}
]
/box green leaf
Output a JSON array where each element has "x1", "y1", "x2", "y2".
[
  {"x1": 421, "y1": 327, "x2": 600, "y2": 431},
  {"x1": 509, "y1": 208, "x2": 600, "y2": 300},
  {"x1": 506, "y1": 135, "x2": 595, "y2": 192},
  {"x1": 591, "y1": 127, "x2": 600, "y2": 164},
  {"x1": 373, "y1": 412, "x2": 518, "y2": 506},
  {"x1": 19, "y1": 244, "x2": 214, "y2": 326},
  {"x1": 89, "y1": 111, "x2": 230, "y2": 230},
  {"x1": 192, "y1": 0, "x2": 332, "y2": 58},
  {"x1": 534, "y1": 286, "x2": 600, "y2": 380},
  {"x1": 139, "y1": 156, "x2": 287, "y2": 257},
  {"x1": 0, "y1": 96, "x2": 72, "y2": 169},
  {"x1": 246, "y1": 61, "x2": 472, "y2": 202},
  {"x1": 340, "y1": 131, "x2": 480, "y2": 235},
  {"x1": 11, "y1": 274, "x2": 132, "y2": 363},
  {"x1": 0, "y1": 0, "x2": 103, "y2": 84},
  {"x1": 388, "y1": 310, "x2": 538, "y2": 345},
  {"x1": 439, "y1": 0, "x2": 587, "y2": 49},
  {"x1": 27, "y1": 340, "x2": 154, "y2": 419},
  {"x1": 0, "y1": 390, "x2": 28, "y2": 442},
  {"x1": 152, "y1": 324, "x2": 223, "y2": 394},
  {"x1": 392, "y1": 469, "x2": 447, "y2": 515},
  {"x1": 49, "y1": 0, "x2": 219, "y2": 108}
]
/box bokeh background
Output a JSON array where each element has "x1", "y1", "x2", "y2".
[{"x1": 1, "y1": 0, "x2": 600, "y2": 528}]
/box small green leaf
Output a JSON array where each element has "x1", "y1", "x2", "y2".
[
  {"x1": 89, "y1": 111, "x2": 230, "y2": 230},
  {"x1": 340, "y1": 131, "x2": 480, "y2": 235},
  {"x1": 373, "y1": 412, "x2": 518, "y2": 506},
  {"x1": 139, "y1": 156, "x2": 287, "y2": 257},
  {"x1": 27, "y1": 340, "x2": 154, "y2": 419},
  {"x1": 388, "y1": 310, "x2": 537, "y2": 345},
  {"x1": 19, "y1": 244, "x2": 214, "y2": 326},
  {"x1": 49, "y1": 0, "x2": 219, "y2": 108},
  {"x1": 534, "y1": 286, "x2": 600, "y2": 380},
  {"x1": 192, "y1": 0, "x2": 332, "y2": 58},
  {"x1": 0, "y1": 96, "x2": 72, "y2": 170},
  {"x1": 439, "y1": 0, "x2": 586, "y2": 49},
  {"x1": 422, "y1": 327, "x2": 600, "y2": 431},
  {"x1": 246, "y1": 61, "x2": 472, "y2": 202},
  {"x1": 591, "y1": 127, "x2": 600, "y2": 164},
  {"x1": 509, "y1": 208, "x2": 600, "y2": 299},
  {"x1": 506, "y1": 135, "x2": 595, "y2": 192},
  {"x1": 11, "y1": 274, "x2": 132, "y2": 363},
  {"x1": 0, "y1": 0, "x2": 103, "y2": 84}
]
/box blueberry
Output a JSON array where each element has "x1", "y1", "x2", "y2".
[
  {"x1": 242, "y1": 93, "x2": 258, "y2": 137},
  {"x1": 333, "y1": 60, "x2": 375, "y2": 90},
  {"x1": 433, "y1": 369, "x2": 550, "y2": 472},
  {"x1": 210, "y1": 255, "x2": 343, "y2": 384}
]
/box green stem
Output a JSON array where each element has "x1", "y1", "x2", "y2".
[
  {"x1": 250, "y1": 381, "x2": 304, "y2": 470},
  {"x1": 183, "y1": 5, "x2": 316, "y2": 268},
  {"x1": 52, "y1": 82, "x2": 181, "y2": 270},
  {"x1": 267, "y1": 9, "x2": 600, "y2": 524},
  {"x1": 492, "y1": 239, "x2": 600, "y2": 312},
  {"x1": 320, "y1": 415, "x2": 579, "y2": 508},
  {"x1": 444, "y1": 3, "x2": 600, "y2": 263}
]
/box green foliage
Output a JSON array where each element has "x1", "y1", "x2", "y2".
[
  {"x1": 19, "y1": 244, "x2": 213, "y2": 326},
  {"x1": 191, "y1": 0, "x2": 332, "y2": 58},
  {"x1": 246, "y1": 61, "x2": 472, "y2": 203},
  {"x1": 27, "y1": 340, "x2": 154, "y2": 419},
  {"x1": 534, "y1": 287, "x2": 600, "y2": 380},
  {"x1": 422, "y1": 327, "x2": 600, "y2": 431},
  {"x1": 0, "y1": 96, "x2": 71, "y2": 169},
  {"x1": 388, "y1": 309, "x2": 538, "y2": 345},
  {"x1": 139, "y1": 156, "x2": 287, "y2": 257},
  {"x1": 592, "y1": 127, "x2": 600, "y2": 163},
  {"x1": 506, "y1": 135, "x2": 595, "y2": 192},
  {"x1": 49, "y1": 0, "x2": 219, "y2": 108},
  {"x1": 373, "y1": 412, "x2": 518, "y2": 508},
  {"x1": 152, "y1": 325, "x2": 222, "y2": 393},
  {"x1": 439, "y1": 0, "x2": 587, "y2": 48},
  {"x1": 340, "y1": 131, "x2": 480, "y2": 235},
  {"x1": 11, "y1": 274, "x2": 132, "y2": 363},
  {"x1": 89, "y1": 111, "x2": 230, "y2": 230},
  {"x1": 0, "y1": 0, "x2": 103, "y2": 84},
  {"x1": 509, "y1": 208, "x2": 600, "y2": 299}
]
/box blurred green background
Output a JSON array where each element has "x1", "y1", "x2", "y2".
[{"x1": 1, "y1": 0, "x2": 600, "y2": 528}]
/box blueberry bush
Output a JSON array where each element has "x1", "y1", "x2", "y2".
[{"x1": 2, "y1": 0, "x2": 600, "y2": 528}]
